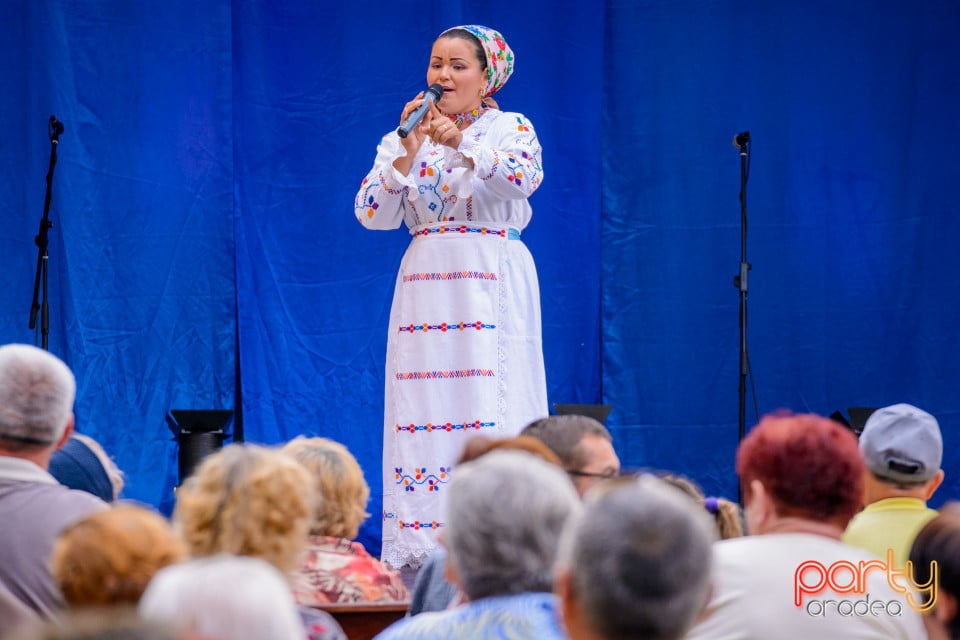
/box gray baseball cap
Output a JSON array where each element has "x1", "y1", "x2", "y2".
[{"x1": 859, "y1": 403, "x2": 942, "y2": 483}]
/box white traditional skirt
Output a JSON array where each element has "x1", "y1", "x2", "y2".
[{"x1": 380, "y1": 222, "x2": 548, "y2": 568}]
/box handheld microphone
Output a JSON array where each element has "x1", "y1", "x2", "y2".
[
  {"x1": 397, "y1": 84, "x2": 443, "y2": 139},
  {"x1": 732, "y1": 130, "x2": 750, "y2": 149}
]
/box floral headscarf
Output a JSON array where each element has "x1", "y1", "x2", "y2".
[{"x1": 441, "y1": 25, "x2": 514, "y2": 97}]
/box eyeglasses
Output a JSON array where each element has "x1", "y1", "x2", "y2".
[{"x1": 566, "y1": 469, "x2": 620, "y2": 480}]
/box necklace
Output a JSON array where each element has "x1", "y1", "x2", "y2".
[{"x1": 448, "y1": 104, "x2": 490, "y2": 130}]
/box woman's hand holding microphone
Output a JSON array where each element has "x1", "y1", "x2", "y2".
[{"x1": 393, "y1": 86, "x2": 460, "y2": 175}]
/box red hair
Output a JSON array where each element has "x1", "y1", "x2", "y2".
[{"x1": 737, "y1": 412, "x2": 864, "y2": 527}]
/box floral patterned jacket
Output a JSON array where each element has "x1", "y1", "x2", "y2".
[{"x1": 292, "y1": 535, "x2": 409, "y2": 605}]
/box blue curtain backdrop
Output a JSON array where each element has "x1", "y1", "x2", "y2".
[
  {"x1": 1, "y1": 1, "x2": 957, "y2": 556},
  {"x1": 602, "y1": 1, "x2": 960, "y2": 497},
  {"x1": 0, "y1": 1, "x2": 235, "y2": 515}
]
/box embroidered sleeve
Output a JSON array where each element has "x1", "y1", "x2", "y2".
[
  {"x1": 354, "y1": 133, "x2": 417, "y2": 230},
  {"x1": 455, "y1": 112, "x2": 544, "y2": 200}
]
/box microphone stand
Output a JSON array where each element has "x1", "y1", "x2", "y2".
[
  {"x1": 732, "y1": 131, "x2": 751, "y2": 504},
  {"x1": 29, "y1": 116, "x2": 64, "y2": 350}
]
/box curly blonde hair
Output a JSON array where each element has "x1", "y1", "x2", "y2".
[
  {"x1": 173, "y1": 443, "x2": 314, "y2": 572},
  {"x1": 281, "y1": 437, "x2": 369, "y2": 539},
  {"x1": 50, "y1": 503, "x2": 186, "y2": 607}
]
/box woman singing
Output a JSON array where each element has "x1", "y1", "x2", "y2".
[{"x1": 354, "y1": 25, "x2": 547, "y2": 569}]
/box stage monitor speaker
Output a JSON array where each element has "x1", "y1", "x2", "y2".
[
  {"x1": 553, "y1": 403, "x2": 612, "y2": 424},
  {"x1": 166, "y1": 409, "x2": 233, "y2": 485},
  {"x1": 846, "y1": 407, "x2": 878, "y2": 436},
  {"x1": 829, "y1": 407, "x2": 877, "y2": 437}
]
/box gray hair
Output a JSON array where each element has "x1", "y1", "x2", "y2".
[
  {"x1": 521, "y1": 414, "x2": 611, "y2": 471},
  {"x1": 0, "y1": 344, "x2": 75, "y2": 445},
  {"x1": 557, "y1": 475, "x2": 716, "y2": 640},
  {"x1": 139, "y1": 555, "x2": 306, "y2": 640},
  {"x1": 445, "y1": 450, "x2": 580, "y2": 600}
]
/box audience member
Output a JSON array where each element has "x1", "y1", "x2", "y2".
[
  {"x1": 51, "y1": 503, "x2": 186, "y2": 607},
  {"x1": 554, "y1": 474, "x2": 715, "y2": 640},
  {"x1": 407, "y1": 435, "x2": 562, "y2": 616},
  {"x1": 521, "y1": 414, "x2": 620, "y2": 495},
  {"x1": 5, "y1": 607, "x2": 182, "y2": 640},
  {"x1": 658, "y1": 472, "x2": 744, "y2": 539},
  {"x1": 48, "y1": 432, "x2": 124, "y2": 502},
  {"x1": 0, "y1": 343, "x2": 108, "y2": 618},
  {"x1": 844, "y1": 402, "x2": 944, "y2": 568},
  {"x1": 686, "y1": 412, "x2": 927, "y2": 639},
  {"x1": 140, "y1": 554, "x2": 307, "y2": 640},
  {"x1": 0, "y1": 581, "x2": 38, "y2": 637},
  {"x1": 173, "y1": 442, "x2": 313, "y2": 573},
  {"x1": 376, "y1": 450, "x2": 580, "y2": 639},
  {"x1": 282, "y1": 436, "x2": 408, "y2": 605},
  {"x1": 908, "y1": 503, "x2": 960, "y2": 640},
  {"x1": 170, "y1": 442, "x2": 346, "y2": 640},
  {"x1": 455, "y1": 433, "x2": 561, "y2": 467}
]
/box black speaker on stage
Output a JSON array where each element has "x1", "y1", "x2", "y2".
[
  {"x1": 829, "y1": 407, "x2": 877, "y2": 437},
  {"x1": 553, "y1": 403, "x2": 613, "y2": 424},
  {"x1": 166, "y1": 409, "x2": 233, "y2": 485}
]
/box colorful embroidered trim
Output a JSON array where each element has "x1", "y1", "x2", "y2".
[
  {"x1": 478, "y1": 151, "x2": 500, "y2": 181},
  {"x1": 396, "y1": 368, "x2": 496, "y2": 380},
  {"x1": 504, "y1": 153, "x2": 526, "y2": 186},
  {"x1": 413, "y1": 225, "x2": 508, "y2": 238},
  {"x1": 356, "y1": 171, "x2": 405, "y2": 220},
  {"x1": 398, "y1": 520, "x2": 444, "y2": 530},
  {"x1": 395, "y1": 420, "x2": 496, "y2": 433},
  {"x1": 381, "y1": 511, "x2": 446, "y2": 531},
  {"x1": 402, "y1": 271, "x2": 498, "y2": 282},
  {"x1": 395, "y1": 466, "x2": 450, "y2": 493},
  {"x1": 448, "y1": 103, "x2": 489, "y2": 130},
  {"x1": 398, "y1": 321, "x2": 496, "y2": 333}
]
